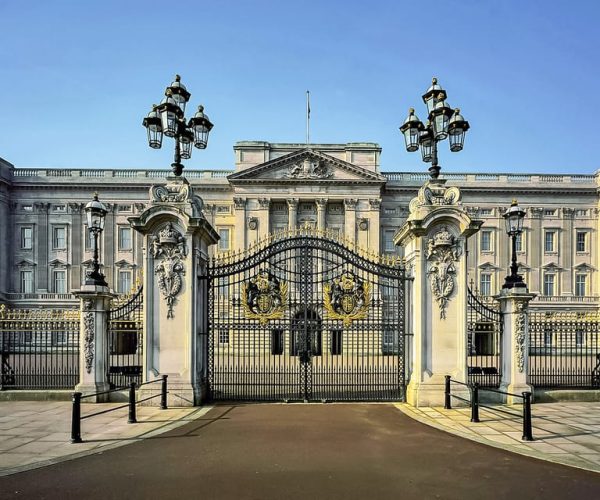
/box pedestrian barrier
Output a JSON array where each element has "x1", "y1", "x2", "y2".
[
  {"x1": 444, "y1": 375, "x2": 533, "y2": 441},
  {"x1": 70, "y1": 375, "x2": 168, "y2": 443}
]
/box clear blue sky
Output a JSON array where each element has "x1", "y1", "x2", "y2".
[{"x1": 0, "y1": 0, "x2": 598, "y2": 174}]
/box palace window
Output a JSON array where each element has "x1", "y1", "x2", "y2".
[
  {"x1": 480, "y1": 230, "x2": 492, "y2": 252},
  {"x1": 543, "y1": 273, "x2": 555, "y2": 296},
  {"x1": 544, "y1": 231, "x2": 556, "y2": 253},
  {"x1": 218, "y1": 228, "x2": 230, "y2": 251},
  {"x1": 219, "y1": 328, "x2": 230, "y2": 345},
  {"x1": 53, "y1": 270, "x2": 67, "y2": 294},
  {"x1": 117, "y1": 270, "x2": 132, "y2": 294},
  {"x1": 544, "y1": 329, "x2": 553, "y2": 348},
  {"x1": 576, "y1": 231, "x2": 587, "y2": 252},
  {"x1": 383, "y1": 229, "x2": 395, "y2": 252},
  {"x1": 576, "y1": 329, "x2": 585, "y2": 347},
  {"x1": 53, "y1": 227, "x2": 67, "y2": 249},
  {"x1": 515, "y1": 233, "x2": 523, "y2": 252},
  {"x1": 479, "y1": 273, "x2": 492, "y2": 296},
  {"x1": 575, "y1": 274, "x2": 587, "y2": 297},
  {"x1": 83, "y1": 225, "x2": 91, "y2": 251},
  {"x1": 118, "y1": 226, "x2": 132, "y2": 251},
  {"x1": 21, "y1": 227, "x2": 33, "y2": 250},
  {"x1": 20, "y1": 270, "x2": 33, "y2": 293}
]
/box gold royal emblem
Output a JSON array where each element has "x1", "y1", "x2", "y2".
[
  {"x1": 241, "y1": 270, "x2": 288, "y2": 325},
  {"x1": 324, "y1": 271, "x2": 370, "y2": 327}
]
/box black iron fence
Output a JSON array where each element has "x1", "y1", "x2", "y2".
[
  {"x1": 467, "y1": 287, "x2": 503, "y2": 387},
  {"x1": 0, "y1": 304, "x2": 80, "y2": 389},
  {"x1": 444, "y1": 375, "x2": 533, "y2": 441},
  {"x1": 107, "y1": 287, "x2": 143, "y2": 388},
  {"x1": 528, "y1": 311, "x2": 600, "y2": 388}
]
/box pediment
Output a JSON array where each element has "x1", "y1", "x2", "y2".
[
  {"x1": 115, "y1": 259, "x2": 136, "y2": 269},
  {"x1": 543, "y1": 262, "x2": 562, "y2": 270},
  {"x1": 15, "y1": 259, "x2": 36, "y2": 267},
  {"x1": 574, "y1": 263, "x2": 594, "y2": 272},
  {"x1": 228, "y1": 149, "x2": 385, "y2": 184},
  {"x1": 48, "y1": 258, "x2": 69, "y2": 268},
  {"x1": 478, "y1": 261, "x2": 500, "y2": 270}
]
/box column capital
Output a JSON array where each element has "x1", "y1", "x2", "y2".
[
  {"x1": 316, "y1": 198, "x2": 328, "y2": 210},
  {"x1": 287, "y1": 198, "x2": 299, "y2": 209},
  {"x1": 369, "y1": 198, "x2": 381, "y2": 210},
  {"x1": 258, "y1": 198, "x2": 270, "y2": 210},
  {"x1": 233, "y1": 197, "x2": 246, "y2": 210},
  {"x1": 344, "y1": 198, "x2": 358, "y2": 210}
]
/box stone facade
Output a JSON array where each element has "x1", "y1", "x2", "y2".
[{"x1": 0, "y1": 141, "x2": 598, "y2": 311}]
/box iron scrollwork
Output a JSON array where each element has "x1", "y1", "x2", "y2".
[
  {"x1": 324, "y1": 271, "x2": 371, "y2": 327},
  {"x1": 241, "y1": 270, "x2": 288, "y2": 325},
  {"x1": 152, "y1": 222, "x2": 187, "y2": 319}
]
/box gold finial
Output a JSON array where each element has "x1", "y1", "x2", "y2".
[
  {"x1": 409, "y1": 107, "x2": 414, "y2": 114},
  {"x1": 165, "y1": 88, "x2": 173, "y2": 96},
  {"x1": 455, "y1": 108, "x2": 460, "y2": 114},
  {"x1": 511, "y1": 199, "x2": 518, "y2": 206}
]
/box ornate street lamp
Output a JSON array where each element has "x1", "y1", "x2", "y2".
[
  {"x1": 84, "y1": 192, "x2": 108, "y2": 287},
  {"x1": 502, "y1": 199, "x2": 527, "y2": 289},
  {"x1": 143, "y1": 75, "x2": 214, "y2": 177},
  {"x1": 400, "y1": 78, "x2": 470, "y2": 179}
]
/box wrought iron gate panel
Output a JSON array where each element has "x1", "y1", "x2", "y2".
[
  {"x1": 107, "y1": 286, "x2": 143, "y2": 388},
  {"x1": 208, "y1": 234, "x2": 406, "y2": 402},
  {"x1": 467, "y1": 287, "x2": 502, "y2": 387}
]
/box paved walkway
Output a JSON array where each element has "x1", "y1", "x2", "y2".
[
  {"x1": 398, "y1": 402, "x2": 600, "y2": 473},
  {"x1": 1, "y1": 403, "x2": 600, "y2": 499},
  {"x1": 0, "y1": 401, "x2": 210, "y2": 476}
]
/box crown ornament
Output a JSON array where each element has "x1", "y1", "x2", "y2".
[
  {"x1": 159, "y1": 222, "x2": 179, "y2": 244},
  {"x1": 432, "y1": 226, "x2": 454, "y2": 247}
]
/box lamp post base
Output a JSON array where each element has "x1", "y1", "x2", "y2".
[
  {"x1": 85, "y1": 271, "x2": 108, "y2": 288},
  {"x1": 171, "y1": 162, "x2": 184, "y2": 176},
  {"x1": 502, "y1": 275, "x2": 527, "y2": 290}
]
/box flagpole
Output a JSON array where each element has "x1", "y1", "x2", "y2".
[{"x1": 306, "y1": 90, "x2": 310, "y2": 146}]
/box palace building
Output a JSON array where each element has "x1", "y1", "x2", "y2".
[{"x1": 0, "y1": 140, "x2": 598, "y2": 311}]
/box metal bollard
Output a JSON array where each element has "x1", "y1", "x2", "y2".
[
  {"x1": 128, "y1": 382, "x2": 137, "y2": 424},
  {"x1": 160, "y1": 374, "x2": 168, "y2": 410},
  {"x1": 522, "y1": 391, "x2": 533, "y2": 441},
  {"x1": 444, "y1": 375, "x2": 451, "y2": 409},
  {"x1": 470, "y1": 383, "x2": 480, "y2": 423},
  {"x1": 71, "y1": 392, "x2": 83, "y2": 443}
]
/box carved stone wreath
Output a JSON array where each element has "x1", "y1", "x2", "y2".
[
  {"x1": 427, "y1": 226, "x2": 462, "y2": 320},
  {"x1": 83, "y1": 299, "x2": 94, "y2": 374},
  {"x1": 152, "y1": 222, "x2": 187, "y2": 319}
]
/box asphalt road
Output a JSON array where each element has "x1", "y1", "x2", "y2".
[{"x1": 1, "y1": 404, "x2": 599, "y2": 499}]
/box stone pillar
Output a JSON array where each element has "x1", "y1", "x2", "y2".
[
  {"x1": 73, "y1": 285, "x2": 115, "y2": 401},
  {"x1": 369, "y1": 198, "x2": 381, "y2": 254},
  {"x1": 496, "y1": 288, "x2": 536, "y2": 404},
  {"x1": 395, "y1": 179, "x2": 482, "y2": 407},
  {"x1": 316, "y1": 198, "x2": 327, "y2": 231},
  {"x1": 344, "y1": 199, "x2": 357, "y2": 244},
  {"x1": 35, "y1": 202, "x2": 50, "y2": 291},
  {"x1": 288, "y1": 198, "x2": 298, "y2": 230},
  {"x1": 257, "y1": 198, "x2": 270, "y2": 239},
  {"x1": 129, "y1": 176, "x2": 218, "y2": 406},
  {"x1": 233, "y1": 197, "x2": 246, "y2": 251}
]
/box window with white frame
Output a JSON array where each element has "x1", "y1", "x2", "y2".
[
  {"x1": 544, "y1": 329, "x2": 553, "y2": 347},
  {"x1": 576, "y1": 231, "x2": 587, "y2": 252},
  {"x1": 576, "y1": 329, "x2": 585, "y2": 347},
  {"x1": 118, "y1": 226, "x2": 132, "y2": 251},
  {"x1": 53, "y1": 226, "x2": 67, "y2": 249},
  {"x1": 53, "y1": 270, "x2": 67, "y2": 294},
  {"x1": 575, "y1": 274, "x2": 587, "y2": 297},
  {"x1": 383, "y1": 229, "x2": 395, "y2": 252},
  {"x1": 515, "y1": 232, "x2": 523, "y2": 252},
  {"x1": 218, "y1": 228, "x2": 230, "y2": 251},
  {"x1": 117, "y1": 270, "x2": 132, "y2": 294},
  {"x1": 480, "y1": 230, "x2": 492, "y2": 252},
  {"x1": 543, "y1": 273, "x2": 555, "y2": 296},
  {"x1": 544, "y1": 231, "x2": 556, "y2": 253},
  {"x1": 479, "y1": 273, "x2": 492, "y2": 296},
  {"x1": 20, "y1": 270, "x2": 33, "y2": 293},
  {"x1": 21, "y1": 227, "x2": 33, "y2": 249}
]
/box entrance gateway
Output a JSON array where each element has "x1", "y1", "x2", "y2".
[{"x1": 208, "y1": 230, "x2": 407, "y2": 402}]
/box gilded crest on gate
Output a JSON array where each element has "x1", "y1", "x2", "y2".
[
  {"x1": 241, "y1": 270, "x2": 288, "y2": 325},
  {"x1": 324, "y1": 271, "x2": 371, "y2": 327}
]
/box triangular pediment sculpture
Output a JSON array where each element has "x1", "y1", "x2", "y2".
[{"x1": 228, "y1": 149, "x2": 385, "y2": 184}]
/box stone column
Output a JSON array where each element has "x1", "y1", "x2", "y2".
[
  {"x1": 233, "y1": 197, "x2": 246, "y2": 252},
  {"x1": 316, "y1": 198, "x2": 327, "y2": 231},
  {"x1": 496, "y1": 288, "x2": 536, "y2": 404},
  {"x1": 35, "y1": 203, "x2": 50, "y2": 291},
  {"x1": 369, "y1": 199, "x2": 381, "y2": 254},
  {"x1": 129, "y1": 176, "x2": 218, "y2": 406},
  {"x1": 395, "y1": 179, "x2": 482, "y2": 407},
  {"x1": 344, "y1": 199, "x2": 357, "y2": 244},
  {"x1": 73, "y1": 285, "x2": 115, "y2": 402},
  {"x1": 69, "y1": 203, "x2": 83, "y2": 292},
  {"x1": 258, "y1": 198, "x2": 270, "y2": 238},
  {"x1": 287, "y1": 198, "x2": 298, "y2": 230}
]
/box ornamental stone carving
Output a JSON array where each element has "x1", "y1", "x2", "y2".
[
  {"x1": 344, "y1": 199, "x2": 358, "y2": 210},
  {"x1": 409, "y1": 180, "x2": 461, "y2": 214},
  {"x1": 83, "y1": 299, "x2": 94, "y2": 374},
  {"x1": 151, "y1": 177, "x2": 193, "y2": 203},
  {"x1": 152, "y1": 222, "x2": 187, "y2": 319},
  {"x1": 233, "y1": 197, "x2": 246, "y2": 210},
  {"x1": 369, "y1": 199, "x2": 382, "y2": 210},
  {"x1": 515, "y1": 301, "x2": 527, "y2": 373},
  {"x1": 286, "y1": 159, "x2": 332, "y2": 179},
  {"x1": 248, "y1": 217, "x2": 258, "y2": 230},
  {"x1": 258, "y1": 198, "x2": 270, "y2": 209},
  {"x1": 287, "y1": 198, "x2": 299, "y2": 209},
  {"x1": 358, "y1": 218, "x2": 369, "y2": 231},
  {"x1": 426, "y1": 226, "x2": 462, "y2": 319}
]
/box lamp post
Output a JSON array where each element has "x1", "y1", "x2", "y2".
[
  {"x1": 400, "y1": 78, "x2": 470, "y2": 179},
  {"x1": 143, "y1": 75, "x2": 214, "y2": 177},
  {"x1": 502, "y1": 199, "x2": 527, "y2": 289},
  {"x1": 84, "y1": 193, "x2": 108, "y2": 287}
]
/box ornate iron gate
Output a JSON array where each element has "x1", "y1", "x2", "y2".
[
  {"x1": 208, "y1": 231, "x2": 406, "y2": 402},
  {"x1": 467, "y1": 287, "x2": 502, "y2": 387},
  {"x1": 107, "y1": 287, "x2": 143, "y2": 388}
]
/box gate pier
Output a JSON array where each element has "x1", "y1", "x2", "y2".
[
  {"x1": 129, "y1": 176, "x2": 218, "y2": 406},
  {"x1": 396, "y1": 179, "x2": 482, "y2": 407}
]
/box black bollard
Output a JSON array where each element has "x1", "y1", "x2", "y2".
[
  {"x1": 161, "y1": 374, "x2": 168, "y2": 410},
  {"x1": 471, "y1": 383, "x2": 480, "y2": 423},
  {"x1": 522, "y1": 392, "x2": 533, "y2": 441},
  {"x1": 71, "y1": 392, "x2": 82, "y2": 443},
  {"x1": 128, "y1": 382, "x2": 137, "y2": 424},
  {"x1": 444, "y1": 375, "x2": 451, "y2": 409}
]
